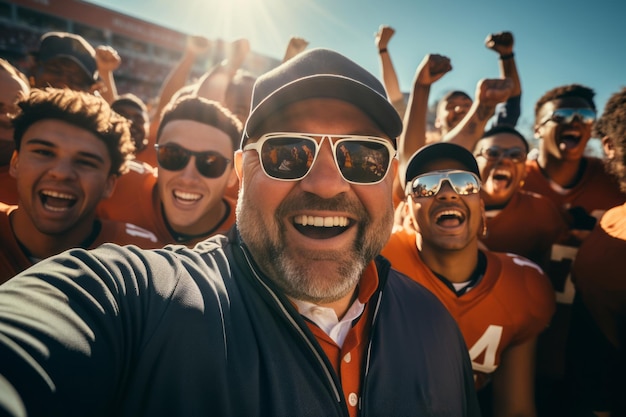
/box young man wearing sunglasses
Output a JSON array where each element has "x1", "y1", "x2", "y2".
[
  {"x1": 382, "y1": 142, "x2": 555, "y2": 417},
  {"x1": 0, "y1": 48, "x2": 480, "y2": 417},
  {"x1": 525, "y1": 84, "x2": 626, "y2": 417},
  {"x1": 473, "y1": 125, "x2": 568, "y2": 269},
  {"x1": 97, "y1": 96, "x2": 241, "y2": 246},
  {"x1": 0, "y1": 88, "x2": 162, "y2": 283}
]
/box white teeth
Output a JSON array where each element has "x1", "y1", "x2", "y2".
[
  {"x1": 41, "y1": 190, "x2": 75, "y2": 200},
  {"x1": 435, "y1": 209, "x2": 463, "y2": 221},
  {"x1": 294, "y1": 215, "x2": 349, "y2": 227},
  {"x1": 43, "y1": 204, "x2": 70, "y2": 212},
  {"x1": 174, "y1": 190, "x2": 201, "y2": 201}
]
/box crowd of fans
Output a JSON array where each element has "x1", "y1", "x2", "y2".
[{"x1": 0, "y1": 21, "x2": 624, "y2": 417}]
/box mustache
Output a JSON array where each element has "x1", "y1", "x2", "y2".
[{"x1": 276, "y1": 192, "x2": 368, "y2": 219}]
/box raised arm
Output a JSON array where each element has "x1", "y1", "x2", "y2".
[
  {"x1": 374, "y1": 25, "x2": 405, "y2": 116},
  {"x1": 282, "y1": 36, "x2": 309, "y2": 62},
  {"x1": 442, "y1": 77, "x2": 514, "y2": 150},
  {"x1": 194, "y1": 38, "x2": 250, "y2": 102},
  {"x1": 398, "y1": 53, "x2": 451, "y2": 181},
  {"x1": 94, "y1": 45, "x2": 121, "y2": 104},
  {"x1": 154, "y1": 35, "x2": 211, "y2": 116},
  {"x1": 485, "y1": 31, "x2": 522, "y2": 126}
]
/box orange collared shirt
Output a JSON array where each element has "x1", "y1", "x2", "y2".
[{"x1": 300, "y1": 261, "x2": 379, "y2": 417}]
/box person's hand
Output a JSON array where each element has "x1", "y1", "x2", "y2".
[
  {"x1": 186, "y1": 35, "x2": 211, "y2": 56},
  {"x1": 475, "y1": 78, "x2": 514, "y2": 106},
  {"x1": 95, "y1": 45, "x2": 121, "y2": 73},
  {"x1": 415, "y1": 54, "x2": 452, "y2": 86},
  {"x1": 228, "y1": 38, "x2": 251, "y2": 60},
  {"x1": 485, "y1": 31, "x2": 514, "y2": 56},
  {"x1": 375, "y1": 25, "x2": 395, "y2": 50},
  {"x1": 286, "y1": 37, "x2": 309, "y2": 55}
]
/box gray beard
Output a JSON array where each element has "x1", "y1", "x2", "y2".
[{"x1": 236, "y1": 187, "x2": 392, "y2": 304}]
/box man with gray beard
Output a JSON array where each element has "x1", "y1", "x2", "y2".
[{"x1": 0, "y1": 48, "x2": 479, "y2": 417}]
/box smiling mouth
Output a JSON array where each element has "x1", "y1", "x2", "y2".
[
  {"x1": 40, "y1": 190, "x2": 76, "y2": 212},
  {"x1": 173, "y1": 190, "x2": 202, "y2": 204},
  {"x1": 435, "y1": 209, "x2": 465, "y2": 227},
  {"x1": 293, "y1": 215, "x2": 351, "y2": 239}
]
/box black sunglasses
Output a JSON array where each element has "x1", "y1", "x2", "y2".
[
  {"x1": 154, "y1": 143, "x2": 231, "y2": 178},
  {"x1": 475, "y1": 145, "x2": 527, "y2": 163}
]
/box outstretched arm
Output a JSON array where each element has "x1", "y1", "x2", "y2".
[
  {"x1": 282, "y1": 36, "x2": 309, "y2": 62},
  {"x1": 374, "y1": 25, "x2": 405, "y2": 116},
  {"x1": 398, "y1": 53, "x2": 451, "y2": 181},
  {"x1": 149, "y1": 35, "x2": 211, "y2": 129},
  {"x1": 194, "y1": 38, "x2": 250, "y2": 103},
  {"x1": 485, "y1": 31, "x2": 522, "y2": 126},
  {"x1": 94, "y1": 45, "x2": 121, "y2": 104}
]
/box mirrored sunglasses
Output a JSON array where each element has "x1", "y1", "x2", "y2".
[
  {"x1": 154, "y1": 143, "x2": 231, "y2": 178},
  {"x1": 475, "y1": 145, "x2": 527, "y2": 163},
  {"x1": 540, "y1": 108, "x2": 596, "y2": 126},
  {"x1": 407, "y1": 170, "x2": 481, "y2": 198},
  {"x1": 243, "y1": 133, "x2": 396, "y2": 185}
]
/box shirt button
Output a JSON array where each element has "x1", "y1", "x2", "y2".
[
  {"x1": 344, "y1": 352, "x2": 352, "y2": 363},
  {"x1": 348, "y1": 393, "x2": 358, "y2": 407}
]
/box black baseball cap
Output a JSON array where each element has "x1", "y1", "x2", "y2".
[
  {"x1": 36, "y1": 32, "x2": 98, "y2": 82},
  {"x1": 242, "y1": 48, "x2": 402, "y2": 146},
  {"x1": 405, "y1": 142, "x2": 480, "y2": 185}
]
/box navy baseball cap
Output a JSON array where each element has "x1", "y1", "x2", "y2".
[
  {"x1": 242, "y1": 48, "x2": 402, "y2": 146},
  {"x1": 36, "y1": 32, "x2": 98, "y2": 82},
  {"x1": 405, "y1": 142, "x2": 480, "y2": 185}
]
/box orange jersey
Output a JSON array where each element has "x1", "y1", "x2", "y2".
[
  {"x1": 523, "y1": 158, "x2": 626, "y2": 219},
  {"x1": 572, "y1": 203, "x2": 626, "y2": 349},
  {"x1": 481, "y1": 190, "x2": 569, "y2": 267},
  {"x1": 0, "y1": 203, "x2": 163, "y2": 283},
  {"x1": 0, "y1": 165, "x2": 18, "y2": 205},
  {"x1": 382, "y1": 228, "x2": 556, "y2": 390},
  {"x1": 522, "y1": 158, "x2": 626, "y2": 380},
  {"x1": 97, "y1": 163, "x2": 236, "y2": 246}
]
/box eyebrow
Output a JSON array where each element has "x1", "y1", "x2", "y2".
[{"x1": 24, "y1": 138, "x2": 107, "y2": 165}]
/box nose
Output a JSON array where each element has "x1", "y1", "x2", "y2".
[
  {"x1": 47, "y1": 157, "x2": 77, "y2": 180},
  {"x1": 299, "y1": 138, "x2": 350, "y2": 198},
  {"x1": 178, "y1": 156, "x2": 201, "y2": 180},
  {"x1": 435, "y1": 180, "x2": 459, "y2": 200}
]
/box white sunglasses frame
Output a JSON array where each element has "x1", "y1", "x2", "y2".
[
  {"x1": 243, "y1": 132, "x2": 396, "y2": 185},
  {"x1": 406, "y1": 169, "x2": 482, "y2": 198}
]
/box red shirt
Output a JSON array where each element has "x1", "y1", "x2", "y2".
[
  {"x1": 481, "y1": 190, "x2": 569, "y2": 268},
  {"x1": 0, "y1": 165, "x2": 18, "y2": 205},
  {"x1": 0, "y1": 202, "x2": 164, "y2": 284}
]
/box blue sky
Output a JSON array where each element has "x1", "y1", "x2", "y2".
[{"x1": 87, "y1": 0, "x2": 625, "y2": 138}]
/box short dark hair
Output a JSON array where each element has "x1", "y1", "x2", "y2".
[
  {"x1": 479, "y1": 125, "x2": 529, "y2": 152},
  {"x1": 156, "y1": 96, "x2": 243, "y2": 151},
  {"x1": 594, "y1": 87, "x2": 626, "y2": 192},
  {"x1": 12, "y1": 87, "x2": 134, "y2": 176},
  {"x1": 534, "y1": 84, "x2": 596, "y2": 118},
  {"x1": 440, "y1": 90, "x2": 471, "y2": 103},
  {"x1": 112, "y1": 93, "x2": 148, "y2": 115}
]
